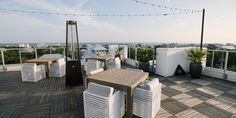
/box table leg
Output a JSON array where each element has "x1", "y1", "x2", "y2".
[
  {"x1": 126, "y1": 87, "x2": 133, "y2": 118},
  {"x1": 47, "y1": 62, "x2": 51, "y2": 78},
  {"x1": 104, "y1": 61, "x2": 107, "y2": 70}
]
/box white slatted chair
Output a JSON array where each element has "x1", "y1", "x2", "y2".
[
  {"x1": 85, "y1": 60, "x2": 100, "y2": 75},
  {"x1": 84, "y1": 68, "x2": 104, "y2": 87},
  {"x1": 107, "y1": 58, "x2": 121, "y2": 69},
  {"x1": 83, "y1": 82, "x2": 125, "y2": 118},
  {"x1": 133, "y1": 78, "x2": 162, "y2": 118},
  {"x1": 21, "y1": 63, "x2": 46, "y2": 82},
  {"x1": 50, "y1": 58, "x2": 65, "y2": 77}
]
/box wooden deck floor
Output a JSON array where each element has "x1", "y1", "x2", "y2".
[{"x1": 0, "y1": 70, "x2": 236, "y2": 118}]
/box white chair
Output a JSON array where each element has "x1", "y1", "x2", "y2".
[
  {"x1": 107, "y1": 58, "x2": 121, "y2": 69},
  {"x1": 85, "y1": 60, "x2": 101, "y2": 75},
  {"x1": 50, "y1": 58, "x2": 65, "y2": 77},
  {"x1": 21, "y1": 63, "x2": 46, "y2": 82},
  {"x1": 89, "y1": 68, "x2": 104, "y2": 75},
  {"x1": 83, "y1": 82, "x2": 125, "y2": 118},
  {"x1": 133, "y1": 78, "x2": 162, "y2": 118}
]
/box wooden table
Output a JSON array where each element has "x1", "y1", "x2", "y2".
[
  {"x1": 86, "y1": 55, "x2": 114, "y2": 70},
  {"x1": 87, "y1": 69, "x2": 149, "y2": 118},
  {"x1": 25, "y1": 58, "x2": 57, "y2": 78}
]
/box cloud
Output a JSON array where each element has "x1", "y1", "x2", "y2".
[{"x1": 0, "y1": 0, "x2": 123, "y2": 43}]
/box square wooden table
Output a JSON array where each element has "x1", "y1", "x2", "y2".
[
  {"x1": 86, "y1": 55, "x2": 114, "y2": 70},
  {"x1": 87, "y1": 69, "x2": 149, "y2": 118},
  {"x1": 25, "y1": 58, "x2": 57, "y2": 78}
]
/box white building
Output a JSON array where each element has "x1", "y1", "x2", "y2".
[
  {"x1": 19, "y1": 43, "x2": 30, "y2": 48},
  {"x1": 92, "y1": 45, "x2": 108, "y2": 55}
]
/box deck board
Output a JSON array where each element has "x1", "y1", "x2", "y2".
[{"x1": 0, "y1": 69, "x2": 236, "y2": 118}]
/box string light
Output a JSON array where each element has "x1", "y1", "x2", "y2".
[
  {"x1": 0, "y1": 8, "x2": 201, "y2": 17},
  {"x1": 130, "y1": 0, "x2": 202, "y2": 12}
]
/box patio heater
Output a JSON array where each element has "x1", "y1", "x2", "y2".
[{"x1": 65, "y1": 20, "x2": 83, "y2": 87}]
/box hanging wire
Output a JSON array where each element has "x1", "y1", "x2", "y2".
[
  {"x1": 129, "y1": 0, "x2": 202, "y2": 12},
  {"x1": 0, "y1": 8, "x2": 201, "y2": 17}
]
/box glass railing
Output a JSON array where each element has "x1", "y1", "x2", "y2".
[
  {"x1": 0, "y1": 47, "x2": 65, "y2": 71},
  {"x1": 206, "y1": 50, "x2": 236, "y2": 72}
]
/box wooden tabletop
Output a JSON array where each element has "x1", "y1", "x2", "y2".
[
  {"x1": 26, "y1": 58, "x2": 57, "y2": 63},
  {"x1": 87, "y1": 68, "x2": 148, "y2": 88},
  {"x1": 86, "y1": 55, "x2": 113, "y2": 62}
]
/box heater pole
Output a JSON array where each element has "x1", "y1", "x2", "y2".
[{"x1": 200, "y1": 9, "x2": 205, "y2": 50}]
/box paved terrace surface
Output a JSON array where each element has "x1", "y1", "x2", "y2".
[{"x1": 0, "y1": 69, "x2": 236, "y2": 117}]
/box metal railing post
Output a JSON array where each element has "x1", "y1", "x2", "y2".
[
  {"x1": 135, "y1": 47, "x2": 137, "y2": 67},
  {"x1": 1, "y1": 50, "x2": 6, "y2": 72},
  {"x1": 63, "y1": 47, "x2": 65, "y2": 57},
  {"x1": 223, "y1": 51, "x2": 229, "y2": 79},
  {"x1": 19, "y1": 49, "x2": 22, "y2": 64},
  {"x1": 211, "y1": 50, "x2": 214, "y2": 68},
  {"x1": 35, "y1": 48, "x2": 38, "y2": 58},
  {"x1": 50, "y1": 47, "x2": 52, "y2": 54}
]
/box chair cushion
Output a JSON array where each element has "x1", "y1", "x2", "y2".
[
  {"x1": 23, "y1": 63, "x2": 36, "y2": 67},
  {"x1": 89, "y1": 68, "x2": 104, "y2": 75},
  {"x1": 87, "y1": 82, "x2": 114, "y2": 97},
  {"x1": 57, "y1": 58, "x2": 65, "y2": 64},
  {"x1": 39, "y1": 54, "x2": 63, "y2": 59}
]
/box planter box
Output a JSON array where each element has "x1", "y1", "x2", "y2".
[{"x1": 156, "y1": 48, "x2": 191, "y2": 77}]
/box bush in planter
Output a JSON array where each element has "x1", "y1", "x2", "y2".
[
  {"x1": 137, "y1": 48, "x2": 154, "y2": 72},
  {"x1": 115, "y1": 45, "x2": 124, "y2": 59},
  {"x1": 187, "y1": 49, "x2": 207, "y2": 78}
]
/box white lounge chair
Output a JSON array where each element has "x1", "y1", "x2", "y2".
[
  {"x1": 83, "y1": 82, "x2": 125, "y2": 118},
  {"x1": 21, "y1": 63, "x2": 46, "y2": 82},
  {"x1": 85, "y1": 60, "x2": 101, "y2": 75},
  {"x1": 133, "y1": 78, "x2": 162, "y2": 118},
  {"x1": 107, "y1": 58, "x2": 121, "y2": 69},
  {"x1": 50, "y1": 58, "x2": 65, "y2": 77}
]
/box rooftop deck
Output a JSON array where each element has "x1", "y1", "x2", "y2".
[{"x1": 0, "y1": 68, "x2": 236, "y2": 118}]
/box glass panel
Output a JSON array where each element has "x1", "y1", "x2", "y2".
[
  {"x1": 0, "y1": 51, "x2": 2, "y2": 65},
  {"x1": 4, "y1": 50, "x2": 20, "y2": 64},
  {"x1": 213, "y1": 51, "x2": 226, "y2": 69},
  {"x1": 37, "y1": 49, "x2": 50, "y2": 57},
  {"x1": 129, "y1": 48, "x2": 135, "y2": 59},
  {"x1": 227, "y1": 52, "x2": 236, "y2": 72},
  {"x1": 51, "y1": 48, "x2": 64, "y2": 55},
  {"x1": 137, "y1": 48, "x2": 154, "y2": 63},
  {"x1": 21, "y1": 52, "x2": 35, "y2": 62},
  {"x1": 206, "y1": 50, "x2": 213, "y2": 67}
]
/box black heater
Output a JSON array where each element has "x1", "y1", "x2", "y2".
[{"x1": 65, "y1": 20, "x2": 83, "y2": 87}]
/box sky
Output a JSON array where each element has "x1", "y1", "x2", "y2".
[{"x1": 0, "y1": 0, "x2": 236, "y2": 44}]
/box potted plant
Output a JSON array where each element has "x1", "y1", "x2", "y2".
[
  {"x1": 138, "y1": 48, "x2": 153, "y2": 72},
  {"x1": 115, "y1": 45, "x2": 124, "y2": 59},
  {"x1": 187, "y1": 49, "x2": 207, "y2": 78}
]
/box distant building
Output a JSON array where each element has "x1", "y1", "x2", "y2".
[
  {"x1": 19, "y1": 43, "x2": 30, "y2": 48},
  {"x1": 36, "y1": 43, "x2": 47, "y2": 48},
  {"x1": 92, "y1": 45, "x2": 108, "y2": 55},
  {"x1": 222, "y1": 45, "x2": 235, "y2": 50}
]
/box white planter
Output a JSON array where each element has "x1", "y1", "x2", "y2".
[{"x1": 156, "y1": 48, "x2": 191, "y2": 77}]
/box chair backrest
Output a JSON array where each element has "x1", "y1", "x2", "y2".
[
  {"x1": 57, "y1": 58, "x2": 65, "y2": 64},
  {"x1": 40, "y1": 54, "x2": 63, "y2": 59},
  {"x1": 87, "y1": 82, "x2": 114, "y2": 97},
  {"x1": 126, "y1": 68, "x2": 143, "y2": 72},
  {"x1": 141, "y1": 78, "x2": 159, "y2": 90},
  {"x1": 23, "y1": 63, "x2": 36, "y2": 67},
  {"x1": 89, "y1": 68, "x2": 104, "y2": 75}
]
